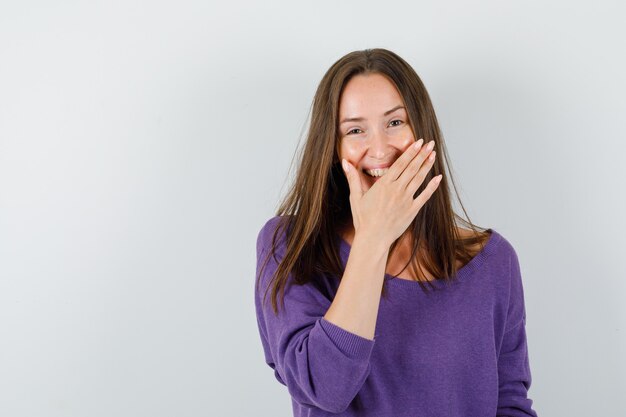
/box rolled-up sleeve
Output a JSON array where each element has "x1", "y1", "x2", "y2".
[
  {"x1": 253, "y1": 218, "x2": 375, "y2": 413},
  {"x1": 497, "y1": 246, "x2": 539, "y2": 417}
]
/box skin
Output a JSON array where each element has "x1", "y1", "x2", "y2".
[
  {"x1": 324, "y1": 75, "x2": 486, "y2": 339},
  {"x1": 323, "y1": 72, "x2": 442, "y2": 339},
  {"x1": 337, "y1": 72, "x2": 432, "y2": 279},
  {"x1": 336, "y1": 73, "x2": 477, "y2": 280},
  {"x1": 338, "y1": 72, "x2": 416, "y2": 195}
]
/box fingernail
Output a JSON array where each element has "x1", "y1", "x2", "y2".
[
  {"x1": 414, "y1": 138, "x2": 424, "y2": 149},
  {"x1": 342, "y1": 159, "x2": 350, "y2": 172},
  {"x1": 427, "y1": 140, "x2": 435, "y2": 151}
]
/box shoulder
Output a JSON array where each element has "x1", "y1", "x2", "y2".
[
  {"x1": 456, "y1": 226, "x2": 518, "y2": 270},
  {"x1": 474, "y1": 228, "x2": 523, "y2": 289},
  {"x1": 256, "y1": 215, "x2": 293, "y2": 254},
  {"x1": 488, "y1": 231, "x2": 529, "y2": 330},
  {"x1": 457, "y1": 226, "x2": 508, "y2": 255},
  {"x1": 487, "y1": 228, "x2": 518, "y2": 264},
  {"x1": 493, "y1": 231, "x2": 524, "y2": 283}
]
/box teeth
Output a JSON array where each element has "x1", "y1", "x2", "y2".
[{"x1": 365, "y1": 168, "x2": 389, "y2": 177}]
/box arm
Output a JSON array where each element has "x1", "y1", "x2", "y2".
[
  {"x1": 497, "y1": 246, "x2": 539, "y2": 417},
  {"x1": 323, "y1": 229, "x2": 389, "y2": 340},
  {"x1": 254, "y1": 219, "x2": 388, "y2": 413}
]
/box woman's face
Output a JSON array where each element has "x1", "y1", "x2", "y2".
[{"x1": 337, "y1": 73, "x2": 415, "y2": 193}]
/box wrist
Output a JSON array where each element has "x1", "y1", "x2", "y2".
[{"x1": 353, "y1": 230, "x2": 391, "y2": 256}]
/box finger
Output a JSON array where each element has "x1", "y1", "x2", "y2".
[
  {"x1": 342, "y1": 158, "x2": 362, "y2": 199},
  {"x1": 396, "y1": 140, "x2": 435, "y2": 189},
  {"x1": 386, "y1": 138, "x2": 424, "y2": 182},
  {"x1": 411, "y1": 174, "x2": 443, "y2": 211},
  {"x1": 404, "y1": 149, "x2": 436, "y2": 192}
]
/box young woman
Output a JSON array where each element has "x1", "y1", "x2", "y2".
[{"x1": 254, "y1": 48, "x2": 538, "y2": 417}]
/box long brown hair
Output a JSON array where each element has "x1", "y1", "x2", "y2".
[{"x1": 256, "y1": 48, "x2": 491, "y2": 316}]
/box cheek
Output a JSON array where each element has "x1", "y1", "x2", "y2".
[
  {"x1": 391, "y1": 136, "x2": 415, "y2": 153},
  {"x1": 339, "y1": 143, "x2": 365, "y2": 163}
]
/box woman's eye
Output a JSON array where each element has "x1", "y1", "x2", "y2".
[{"x1": 347, "y1": 121, "x2": 402, "y2": 135}]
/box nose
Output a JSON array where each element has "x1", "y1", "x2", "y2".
[{"x1": 367, "y1": 132, "x2": 392, "y2": 160}]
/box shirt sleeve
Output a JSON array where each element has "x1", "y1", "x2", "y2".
[
  {"x1": 253, "y1": 218, "x2": 376, "y2": 413},
  {"x1": 497, "y1": 245, "x2": 539, "y2": 417}
]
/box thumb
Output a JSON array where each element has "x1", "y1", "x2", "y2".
[{"x1": 342, "y1": 158, "x2": 362, "y2": 198}]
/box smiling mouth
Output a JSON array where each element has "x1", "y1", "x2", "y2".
[{"x1": 363, "y1": 167, "x2": 390, "y2": 178}]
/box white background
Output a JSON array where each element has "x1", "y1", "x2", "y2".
[{"x1": 1, "y1": 1, "x2": 625, "y2": 416}]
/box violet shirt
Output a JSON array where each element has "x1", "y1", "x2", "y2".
[{"x1": 254, "y1": 216, "x2": 538, "y2": 416}]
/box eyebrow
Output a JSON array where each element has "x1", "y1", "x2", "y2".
[{"x1": 339, "y1": 105, "x2": 406, "y2": 125}]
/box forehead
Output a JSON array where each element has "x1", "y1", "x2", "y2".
[{"x1": 338, "y1": 73, "x2": 404, "y2": 117}]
